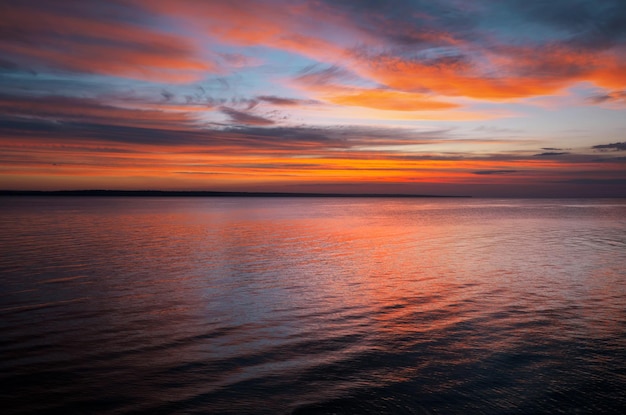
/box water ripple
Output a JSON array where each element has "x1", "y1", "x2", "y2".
[{"x1": 1, "y1": 197, "x2": 625, "y2": 414}]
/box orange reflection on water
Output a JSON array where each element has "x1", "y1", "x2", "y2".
[{"x1": 3, "y1": 196, "x2": 626, "y2": 413}]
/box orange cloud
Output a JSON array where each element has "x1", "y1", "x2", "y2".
[
  {"x1": 139, "y1": 0, "x2": 373, "y2": 64},
  {"x1": 0, "y1": 4, "x2": 214, "y2": 82},
  {"x1": 120, "y1": 0, "x2": 626, "y2": 105},
  {"x1": 292, "y1": 69, "x2": 463, "y2": 113},
  {"x1": 325, "y1": 89, "x2": 459, "y2": 111},
  {"x1": 354, "y1": 44, "x2": 626, "y2": 100}
]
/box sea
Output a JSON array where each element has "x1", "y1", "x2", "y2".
[{"x1": 1, "y1": 197, "x2": 625, "y2": 414}]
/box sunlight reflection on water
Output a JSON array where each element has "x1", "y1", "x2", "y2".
[{"x1": 1, "y1": 197, "x2": 626, "y2": 414}]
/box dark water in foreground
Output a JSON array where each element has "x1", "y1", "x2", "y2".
[{"x1": 1, "y1": 197, "x2": 626, "y2": 414}]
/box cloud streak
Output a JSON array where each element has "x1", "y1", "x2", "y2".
[
  {"x1": 0, "y1": 0, "x2": 214, "y2": 82},
  {"x1": 592, "y1": 142, "x2": 626, "y2": 151},
  {"x1": 473, "y1": 170, "x2": 519, "y2": 175},
  {"x1": 220, "y1": 107, "x2": 275, "y2": 126}
]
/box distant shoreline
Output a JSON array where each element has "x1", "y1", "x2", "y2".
[{"x1": 0, "y1": 190, "x2": 471, "y2": 198}]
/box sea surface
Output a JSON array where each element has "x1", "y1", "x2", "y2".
[{"x1": 1, "y1": 197, "x2": 626, "y2": 414}]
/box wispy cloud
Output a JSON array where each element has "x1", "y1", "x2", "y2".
[
  {"x1": 592, "y1": 142, "x2": 626, "y2": 151},
  {"x1": 473, "y1": 170, "x2": 519, "y2": 175},
  {"x1": 534, "y1": 152, "x2": 570, "y2": 157},
  {"x1": 561, "y1": 178, "x2": 626, "y2": 185},
  {"x1": 219, "y1": 107, "x2": 275, "y2": 126},
  {"x1": 0, "y1": 0, "x2": 214, "y2": 82},
  {"x1": 256, "y1": 96, "x2": 319, "y2": 106},
  {"x1": 588, "y1": 90, "x2": 626, "y2": 105}
]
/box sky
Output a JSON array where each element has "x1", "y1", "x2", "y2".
[{"x1": 0, "y1": 0, "x2": 625, "y2": 197}]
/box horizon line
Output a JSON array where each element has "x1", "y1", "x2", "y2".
[{"x1": 0, "y1": 189, "x2": 471, "y2": 198}]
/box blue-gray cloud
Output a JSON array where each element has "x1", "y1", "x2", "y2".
[
  {"x1": 219, "y1": 107, "x2": 275, "y2": 126},
  {"x1": 588, "y1": 90, "x2": 626, "y2": 104},
  {"x1": 592, "y1": 142, "x2": 626, "y2": 151},
  {"x1": 256, "y1": 96, "x2": 319, "y2": 106},
  {"x1": 534, "y1": 152, "x2": 569, "y2": 156},
  {"x1": 561, "y1": 178, "x2": 626, "y2": 185},
  {"x1": 473, "y1": 170, "x2": 519, "y2": 175}
]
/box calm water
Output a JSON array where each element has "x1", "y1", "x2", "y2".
[{"x1": 1, "y1": 197, "x2": 626, "y2": 414}]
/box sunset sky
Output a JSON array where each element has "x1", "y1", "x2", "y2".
[{"x1": 1, "y1": 0, "x2": 625, "y2": 196}]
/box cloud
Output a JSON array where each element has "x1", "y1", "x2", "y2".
[
  {"x1": 139, "y1": 0, "x2": 358, "y2": 64},
  {"x1": 352, "y1": 44, "x2": 616, "y2": 100},
  {"x1": 219, "y1": 107, "x2": 275, "y2": 126},
  {"x1": 508, "y1": 0, "x2": 626, "y2": 50},
  {"x1": 594, "y1": 156, "x2": 626, "y2": 163},
  {"x1": 0, "y1": 90, "x2": 460, "y2": 153},
  {"x1": 0, "y1": 0, "x2": 214, "y2": 82},
  {"x1": 319, "y1": 0, "x2": 476, "y2": 47},
  {"x1": 473, "y1": 170, "x2": 519, "y2": 175},
  {"x1": 534, "y1": 152, "x2": 570, "y2": 156},
  {"x1": 3, "y1": 98, "x2": 623, "y2": 195},
  {"x1": 218, "y1": 53, "x2": 263, "y2": 68},
  {"x1": 161, "y1": 90, "x2": 175, "y2": 101},
  {"x1": 592, "y1": 142, "x2": 626, "y2": 151},
  {"x1": 256, "y1": 96, "x2": 319, "y2": 106},
  {"x1": 588, "y1": 90, "x2": 626, "y2": 104},
  {"x1": 0, "y1": 93, "x2": 197, "y2": 130},
  {"x1": 5, "y1": 0, "x2": 623, "y2": 102},
  {"x1": 295, "y1": 64, "x2": 360, "y2": 87},
  {"x1": 325, "y1": 88, "x2": 459, "y2": 111},
  {"x1": 294, "y1": 65, "x2": 461, "y2": 111},
  {"x1": 474, "y1": 125, "x2": 522, "y2": 134},
  {"x1": 561, "y1": 178, "x2": 626, "y2": 185},
  {"x1": 319, "y1": 2, "x2": 625, "y2": 100}
]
